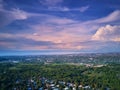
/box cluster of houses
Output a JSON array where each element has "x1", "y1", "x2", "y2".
[{"x1": 13, "y1": 76, "x2": 91, "y2": 90}]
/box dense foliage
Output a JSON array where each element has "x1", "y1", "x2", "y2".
[{"x1": 0, "y1": 63, "x2": 120, "y2": 90}]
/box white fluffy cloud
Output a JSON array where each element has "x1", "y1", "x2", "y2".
[{"x1": 92, "y1": 25, "x2": 120, "y2": 41}]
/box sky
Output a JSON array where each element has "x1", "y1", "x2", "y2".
[{"x1": 0, "y1": 0, "x2": 120, "y2": 55}]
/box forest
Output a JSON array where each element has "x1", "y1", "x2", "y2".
[{"x1": 0, "y1": 63, "x2": 120, "y2": 90}]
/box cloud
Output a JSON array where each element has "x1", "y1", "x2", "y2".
[
  {"x1": 79, "y1": 41, "x2": 120, "y2": 53},
  {"x1": 80, "y1": 5, "x2": 89, "y2": 12},
  {"x1": 0, "y1": 8, "x2": 29, "y2": 27},
  {"x1": 0, "y1": 33, "x2": 56, "y2": 50},
  {"x1": 0, "y1": 33, "x2": 88, "y2": 50},
  {"x1": 47, "y1": 6, "x2": 70, "y2": 11},
  {"x1": 92, "y1": 25, "x2": 120, "y2": 42},
  {"x1": 94, "y1": 10, "x2": 120, "y2": 23},
  {"x1": 11, "y1": 8, "x2": 28, "y2": 20},
  {"x1": 40, "y1": 0, "x2": 63, "y2": 6},
  {"x1": 85, "y1": 10, "x2": 120, "y2": 24},
  {"x1": 45, "y1": 5, "x2": 90, "y2": 12},
  {"x1": 0, "y1": 4, "x2": 120, "y2": 51},
  {"x1": 0, "y1": 0, "x2": 3, "y2": 8},
  {"x1": 46, "y1": 18, "x2": 76, "y2": 25},
  {"x1": 0, "y1": 33, "x2": 55, "y2": 46}
]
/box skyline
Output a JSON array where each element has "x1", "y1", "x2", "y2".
[{"x1": 0, "y1": 0, "x2": 120, "y2": 55}]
